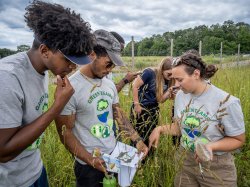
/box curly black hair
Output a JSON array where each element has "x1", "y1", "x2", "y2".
[{"x1": 24, "y1": 0, "x2": 94, "y2": 56}]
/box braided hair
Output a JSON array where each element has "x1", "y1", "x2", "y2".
[
  {"x1": 175, "y1": 53, "x2": 218, "y2": 79},
  {"x1": 25, "y1": 0, "x2": 94, "y2": 56}
]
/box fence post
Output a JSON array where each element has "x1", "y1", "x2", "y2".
[
  {"x1": 237, "y1": 43, "x2": 240, "y2": 66},
  {"x1": 131, "y1": 36, "x2": 135, "y2": 70},
  {"x1": 170, "y1": 39, "x2": 173, "y2": 57},
  {"x1": 199, "y1": 40, "x2": 202, "y2": 56},
  {"x1": 220, "y1": 42, "x2": 223, "y2": 63}
]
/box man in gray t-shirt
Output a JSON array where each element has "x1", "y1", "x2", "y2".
[
  {"x1": 0, "y1": 1, "x2": 94, "y2": 187},
  {"x1": 55, "y1": 29, "x2": 148, "y2": 187}
]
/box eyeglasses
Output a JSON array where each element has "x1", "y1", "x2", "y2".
[{"x1": 106, "y1": 62, "x2": 116, "y2": 70}]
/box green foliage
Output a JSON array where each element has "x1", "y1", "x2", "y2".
[
  {"x1": 0, "y1": 48, "x2": 16, "y2": 58},
  {"x1": 123, "y1": 20, "x2": 250, "y2": 56},
  {"x1": 0, "y1": 44, "x2": 31, "y2": 59},
  {"x1": 17, "y1": 44, "x2": 30, "y2": 52}
]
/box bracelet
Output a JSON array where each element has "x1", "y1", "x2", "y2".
[
  {"x1": 122, "y1": 78, "x2": 129, "y2": 84},
  {"x1": 134, "y1": 136, "x2": 143, "y2": 145}
]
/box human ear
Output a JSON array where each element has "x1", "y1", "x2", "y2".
[
  {"x1": 89, "y1": 51, "x2": 97, "y2": 62},
  {"x1": 193, "y1": 69, "x2": 201, "y2": 79},
  {"x1": 39, "y1": 44, "x2": 50, "y2": 59}
]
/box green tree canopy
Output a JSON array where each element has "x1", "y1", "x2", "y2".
[{"x1": 124, "y1": 20, "x2": 250, "y2": 56}]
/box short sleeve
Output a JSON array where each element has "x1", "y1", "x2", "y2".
[
  {"x1": 174, "y1": 91, "x2": 182, "y2": 119},
  {"x1": 112, "y1": 82, "x2": 119, "y2": 104},
  {"x1": 0, "y1": 71, "x2": 24, "y2": 128},
  {"x1": 60, "y1": 94, "x2": 77, "y2": 115},
  {"x1": 140, "y1": 68, "x2": 154, "y2": 84},
  {"x1": 222, "y1": 99, "x2": 245, "y2": 136}
]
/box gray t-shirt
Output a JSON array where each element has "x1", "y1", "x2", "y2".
[
  {"x1": 174, "y1": 84, "x2": 245, "y2": 154},
  {"x1": 61, "y1": 70, "x2": 119, "y2": 164},
  {"x1": 0, "y1": 52, "x2": 48, "y2": 187}
]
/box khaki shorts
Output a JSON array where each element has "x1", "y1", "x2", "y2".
[{"x1": 174, "y1": 147, "x2": 237, "y2": 187}]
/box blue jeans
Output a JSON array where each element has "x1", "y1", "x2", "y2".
[{"x1": 29, "y1": 166, "x2": 49, "y2": 187}]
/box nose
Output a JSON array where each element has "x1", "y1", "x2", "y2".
[
  {"x1": 69, "y1": 63, "x2": 77, "y2": 70},
  {"x1": 175, "y1": 81, "x2": 181, "y2": 87}
]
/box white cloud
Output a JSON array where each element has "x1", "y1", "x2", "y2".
[{"x1": 0, "y1": 0, "x2": 249, "y2": 49}]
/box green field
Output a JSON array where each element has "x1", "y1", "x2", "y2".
[
  {"x1": 41, "y1": 63, "x2": 250, "y2": 187},
  {"x1": 119, "y1": 55, "x2": 250, "y2": 71}
]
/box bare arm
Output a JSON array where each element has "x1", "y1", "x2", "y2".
[
  {"x1": 131, "y1": 76, "x2": 144, "y2": 117},
  {"x1": 160, "y1": 122, "x2": 182, "y2": 136},
  {"x1": 195, "y1": 133, "x2": 245, "y2": 162},
  {"x1": 207, "y1": 133, "x2": 245, "y2": 152},
  {"x1": 149, "y1": 121, "x2": 181, "y2": 149},
  {"x1": 55, "y1": 114, "x2": 106, "y2": 172},
  {"x1": 113, "y1": 103, "x2": 148, "y2": 156},
  {"x1": 159, "y1": 89, "x2": 172, "y2": 103},
  {"x1": 0, "y1": 76, "x2": 74, "y2": 163},
  {"x1": 132, "y1": 76, "x2": 144, "y2": 105},
  {"x1": 116, "y1": 72, "x2": 140, "y2": 93},
  {"x1": 159, "y1": 86, "x2": 180, "y2": 103}
]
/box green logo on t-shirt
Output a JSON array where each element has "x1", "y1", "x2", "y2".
[
  {"x1": 90, "y1": 119, "x2": 114, "y2": 138},
  {"x1": 36, "y1": 93, "x2": 48, "y2": 112},
  {"x1": 97, "y1": 99, "x2": 109, "y2": 111},
  {"x1": 182, "y1": 115, "x2": 203, "y2": 152}
]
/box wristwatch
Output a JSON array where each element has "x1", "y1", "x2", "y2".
[
  {"x1": 134, "y1": 137, "x2": 143, "y2": 145},
  {"x1": 122, "y1": 78, "x2": 129, "y2": 84}
]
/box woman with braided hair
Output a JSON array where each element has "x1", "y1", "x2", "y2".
[
  {"x1": 149, "y1": 53, "x2": 245, "y2": 186},
  {"x1": 0, "y1": 1, "x2": 94, "y2": 186}
]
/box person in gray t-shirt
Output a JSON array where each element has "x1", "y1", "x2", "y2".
[
  {"x1": 0, "y1": 1, "x2": 94, "y2": 187},
  {"x1": 55, "y1": 29, "x2": 148, "y2": 187},
  {"x1": 149, "y1": 53, "x2": 245, "y2": 186}
]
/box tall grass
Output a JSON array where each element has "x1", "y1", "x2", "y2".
[{"x1": 41, "y1": 66, "x2": 250, "y2": 187}]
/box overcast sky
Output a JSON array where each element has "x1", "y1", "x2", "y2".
[{"x1": 0, "y1": 0, "x2": 249, "y2": 50}]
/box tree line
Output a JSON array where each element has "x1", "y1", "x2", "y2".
[
  {"x1": 0, "y1": 45, "x2": 30, "y2": 58},
  {"x1": 1, "y1": 20, "x2": 250, "y2": 58},
  {"x1": 123, "y1": 20, "x2": 250, "y2": 56}
]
